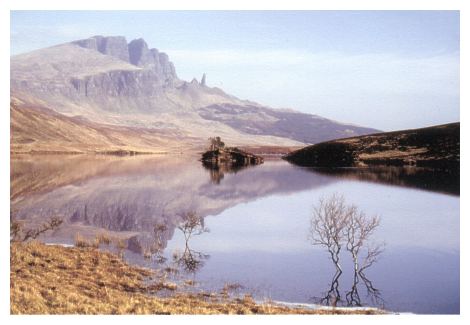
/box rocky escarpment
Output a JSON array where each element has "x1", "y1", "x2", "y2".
[
  {"x1": 68, "y1": 36, "x2": 179, "y2": 103},
  {"x1": 73, "y1": 35, "x2": 130, "y2": 62},
  {"x1": 284, "y1": 122, "x2": 460, "y2": 171},
  {"x1": 73, "y1": 35, "x2": 177, "y2": 81},
  {"x1": 11, "y1": 36, "x2": 183, "y2": 116}
]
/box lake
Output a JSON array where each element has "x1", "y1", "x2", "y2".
[{"x1": 10, "y1": 154, "x2": 460, "y2": 314}]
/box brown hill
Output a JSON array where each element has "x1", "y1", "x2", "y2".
[
  {"x1": 10, "y1": 102, "x2": 199, "y2": 154},
  {"x1": 284, "y1": 122, "x2": 460, "y2": 170}
]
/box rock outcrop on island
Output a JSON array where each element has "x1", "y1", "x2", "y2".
[
  {"x1": 11, "y1": 35, "x2": 380, "y2": 153},
  {"x1": 202, "y1": 147, "x2": 264, "y2": 168},
  {"x1": 284, "y1": 122, "x2": 460, "y2": 171},
  {"x1": 200, "y1": 137, "x2": 265, "y2": 183}
]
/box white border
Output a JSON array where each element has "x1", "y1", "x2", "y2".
[{"x1": 1, "y1": 1, "x2": 467, "y2": 325}]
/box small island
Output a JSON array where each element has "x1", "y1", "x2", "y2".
[{"x1": 201, "y1": 137, "x2": 264, "y2": 169}]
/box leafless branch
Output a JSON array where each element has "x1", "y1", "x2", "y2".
[{"x1": 11, "y1": 216, "x2": 63, "y2": 242}]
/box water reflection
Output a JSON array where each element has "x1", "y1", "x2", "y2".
[
  {"x1": 309, "y1": 166, "x2": 459, "y2": 195},
  {"x1": 11, "y1": 155, "x2": 335, "y2": 251},
  {"x1": 9, "y1": 154, "x2": 459, "y2": 313},
  {"x1": 127, "y1": 212, "x2": 210, "y2": 277},
  {"x1": 202, "y1": 161, "x2": 251, "y2": 184},
  {"x1": 127, "y1": 223, "x2": 170, "y2": 263},
  {"x1": 172, "y1": 211, "x2": 210, "y2": 274}
]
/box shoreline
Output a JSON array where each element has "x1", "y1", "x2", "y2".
[{"x1": 10, "y1": 241, "x2": 384, "y2": 315}]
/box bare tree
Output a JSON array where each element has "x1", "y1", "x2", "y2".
[
  {"x1": 309, "y1": 194, "x2": 351, "y2": 305},
  {"x1": 177, "y1": 211, "x2": 209, "y2": 242},
  {"x1": 309, "y1": 194, "x2": 384, "y2": 307},
  {"x1": 345, "y1": 208, "x2": 380, "y2": 273},
  {"x1": 309, "y1": 194, "x2": 351, "y2": 277}
]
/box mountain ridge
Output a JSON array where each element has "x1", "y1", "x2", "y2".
[{"x1": 11, "y1": 35, "x2": 380, "y2": 151}]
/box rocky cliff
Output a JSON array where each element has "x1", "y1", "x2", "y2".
[{"x1": 73, "y1": 36, "x2": 177, "y2": 80}]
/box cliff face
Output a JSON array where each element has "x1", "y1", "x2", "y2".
[
  {"x1": 73, "y1": 35, "x2": 177, "y2": 81},
  {"x1": 68, "y1": 36, "x2": 187, "y2": 98},
  {"x1": 73, "y1": 35, "x2": 131, "y2": 62},
  {"x1": 69, "y1": 37, "x2": 178, "y2": 99},
  {"x1": 11, "y1": 36, "x2": 181, "y2": 115}
]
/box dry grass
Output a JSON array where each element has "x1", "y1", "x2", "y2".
[
  {"x1": 10, "y1": 103, "x2": 183, "y2": 155},
  {"x1": 10, "y1": 242, "x2": 382, "y2": 315},
  {"x1": 96, "y1": 232, "x2": 112, "y2": 245}
]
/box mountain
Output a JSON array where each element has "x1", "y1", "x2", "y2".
[
  {"x1": 284, "y1": 122, "x2": 460, "y2": 170},
  {"x1": 10, "y1": 35, "x2": 379, "y2": 153}
]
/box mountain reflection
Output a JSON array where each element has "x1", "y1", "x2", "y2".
[{"x1": 10, "y1": 154, "x2": 335, "y2": 253}]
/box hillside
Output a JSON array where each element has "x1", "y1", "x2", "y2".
[
  {"x1": 284, "y1": 123, "x2": 460, "y2": 170},
  {"x1": 10, "y1": 102, "x2": 199, "y2": 154},
  {"x1": 10, "y1": 35, "x2": 379, "y2": 151}
]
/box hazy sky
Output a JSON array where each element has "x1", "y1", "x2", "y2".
[{"x1": 10, "y1": 11, "x2": 459, "y2": 131}]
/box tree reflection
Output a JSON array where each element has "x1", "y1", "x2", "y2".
[
  {"x1": 172, "y1": 211, "x2": 210, "y2": 274},
  {"x1": 127, "y1": 211, "x2": 210, "y2": 276},
  {"x1": 310, "y1": 194, "x2": 385, "y2": 308},
  {"x1": 208, "y1": 167, "x2": 225, "y2": 184},
  {"x1": 201, "y1": 162, "x2": 250, "y2": 184}
]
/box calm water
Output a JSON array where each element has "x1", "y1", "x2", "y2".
[{"x1": 10, "y1": 154, "x2": 460, "y2": 314}]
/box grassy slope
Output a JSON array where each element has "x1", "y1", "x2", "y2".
[
  {"x1": 10, "y1": 103, "x2": 200, "y2": 154},
  {"x1": 284, "y1": 122, "x2": 460, "y2": 169},
  {"x1": 10, "y1": 242, "x2": 381, "y2": 315}
]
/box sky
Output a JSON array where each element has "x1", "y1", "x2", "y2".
[{"x1": 10, "y1": 11, "x2": 460, "y2": 131}]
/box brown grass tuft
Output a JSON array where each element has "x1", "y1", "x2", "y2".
[{"x1": 96, "y1": 232, "x2": 111, "y2": 245}]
